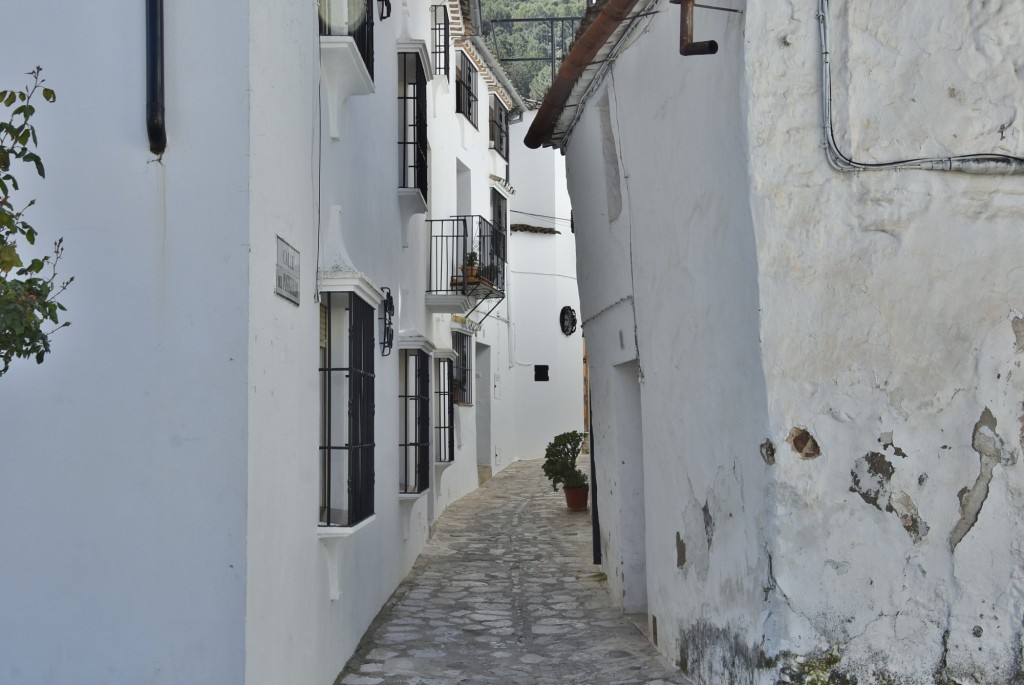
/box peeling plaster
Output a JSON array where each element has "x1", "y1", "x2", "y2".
[
  {"x1": 1012, "y1": 316, "x2": 1024, "y2": 353},
  {"x1": 850, "y1": 451, "x2": 929, "y2": 543},
  {"x1": 787, "y1": 427, "x2": 821, "y2": 459},
  {"x1": 760, "y1": 438, "x2": 777, "y2": 465},
  {"x1": 949, "y1": 407, "x2": 1014, "y2": 551},
  {"x1": 850, "y1": 451, "x2": 894, "y2": 510},
  {"x1": 702, "y1": 501, "x2": 715, "y2": 551}
]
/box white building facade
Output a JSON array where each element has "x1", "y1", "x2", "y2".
[
  {"x1": 527, "y1": 1, "x2": 1024, "y2": 684},
  {"x1": 0, "y1": 1, "x2": 582, "y2": 684}
]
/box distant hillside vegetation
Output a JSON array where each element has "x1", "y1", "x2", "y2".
[{"x1": 479, "y1": 0, "x2": 587, "y2": 100}]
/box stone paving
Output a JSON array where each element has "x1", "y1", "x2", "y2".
[{"x1": 335, "y1": 460, "x2": 692, "y2": 685}]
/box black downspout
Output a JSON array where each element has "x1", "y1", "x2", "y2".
[
  {"x1": 146, "y1": 0, "x2": 167, "y2": 155},
  {"x1": 590, "y1": 406, "x2": 602, "y2": 565}
]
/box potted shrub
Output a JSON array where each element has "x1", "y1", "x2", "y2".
[
  {"x1": 478, "y1": 263, "x2": 500, "y2": 284},
  {"x1": 541, "y1": 430, "x2": 588, "y2": 511},
  {"x1": 463, "y1": 251, "x2": 478, "y2": 278}
]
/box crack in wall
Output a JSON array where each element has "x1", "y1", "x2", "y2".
[{"x1": 949, "y1": 407, "x2": 1014, "y2": 551}]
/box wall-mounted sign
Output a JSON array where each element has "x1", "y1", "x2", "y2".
[{"x1": 275, "y1": 237, "x2": 300, "y2": 305}]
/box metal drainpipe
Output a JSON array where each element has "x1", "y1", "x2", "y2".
[
  {"x1": 146, "y1": 0, "x2": 167, "y2": 155},
  {"x1": 589, "y1": 398, "x2": 602, "y2": 565},
  {"x1": 524, "y1": 0, "x2": 643, "y2": 149}
]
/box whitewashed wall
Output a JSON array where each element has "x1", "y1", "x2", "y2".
[
  {"x1": 562, "y1": 0, "x2": 1024, "y2": 683},
  {"x1": 506, "y1": 111, "x2": 585, "y2": 461},
  {"x1": 0, "y1": 1, "x2": 251, "y2": 683},
  {"x1": 563, "y1": 5, "x2": 771, "y2": 680},
  {"x1": 0, "y1": 1, "x2": 518, "y2": 684}
]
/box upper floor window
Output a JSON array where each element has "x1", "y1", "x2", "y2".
[
  {"x1": 398, "y1": 52, "x2": 428, "y2": 200},
  {"x1": 490, "y1": 96, "x2": 509, "y2": 161},
  {"x1": 318, "y1": 0, "x2": 375, "y2": 80},
  {"x1": 491, "y1": 189, "x2": 508, "y2": 237},
  {"x1": 319, "y1": 291, "x2": 376, "y2": 527},
  {"x1": 432, "y1": 4, "x2": 450, "y2": 81},
  {"x1": 455, "y1": 52, "x2": 478, "y2": 127}
]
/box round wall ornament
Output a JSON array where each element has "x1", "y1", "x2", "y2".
[{"x1": 559, "y1": 306, "x2": 577, "y2": 336}]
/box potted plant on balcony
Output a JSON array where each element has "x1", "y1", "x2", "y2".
[
  {"x1": 541, "y1": 430, "x2": 588, "y2": 511},
  {"x1": 478, "y1": 263, "x2": 500, "y2": 285},
  {"x1": 463, "y1": 251, "x2": 478, "y2": 278}
]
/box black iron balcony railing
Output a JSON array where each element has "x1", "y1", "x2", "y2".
[
  {"x1": 428, "y1": 216, "x2": 506, "y2": 298},
  {"x1": 319, "y1": 0, "x2": 375, "y2": 81}
]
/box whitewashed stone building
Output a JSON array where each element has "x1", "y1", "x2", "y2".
[
  {"x1": 527, "y1": 0, "x2": 1024, "y2": 683},
  {"x1": 0, "y1": 1, "x2": 577, "y2": 684}
]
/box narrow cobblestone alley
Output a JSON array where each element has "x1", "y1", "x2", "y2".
[{"x1": 335, "y1": 461, "x2": 691, "y2": 685}]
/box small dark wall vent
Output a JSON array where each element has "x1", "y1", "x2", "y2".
[{"x1": 534, "y1": 365, "x2": 550, "y2": 382}]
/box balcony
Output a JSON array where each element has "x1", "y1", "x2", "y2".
[
  {"x1": 319, "y1": 0, "x2": 375, "y2": 138},
  {"x1": 426, "y1": 216, "x2": 506, "y2": 317}
]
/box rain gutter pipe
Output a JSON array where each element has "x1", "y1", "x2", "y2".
[
  {"x1": 524, "y1": 0, "x2": 644, "y2": 149},
  {"x1": 146, "y1": 0, "x2": 167, "y2": 155}
]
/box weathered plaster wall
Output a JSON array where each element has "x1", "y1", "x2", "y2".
[
  {"x1": 744, "y1": 1, "x2": 1024, "y2": 683},
  {"x1": 0, "y1": 1, "x2": 251, "y2": 683},
  {"x1": 563, "y1": 4, "x2": 772, "y2": 680}
]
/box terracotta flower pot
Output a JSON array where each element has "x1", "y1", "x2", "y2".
[{"x1": 563, "y1": 485, "x2": 589, "y2": 511}]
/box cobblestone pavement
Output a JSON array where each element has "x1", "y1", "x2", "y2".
[{"x1": 336, "y1": 460, "x2": 692, "y2": 685}]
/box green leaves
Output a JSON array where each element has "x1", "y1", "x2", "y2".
[{"x1": 0, "y1": 67, "x2": 71, "y2": 378}]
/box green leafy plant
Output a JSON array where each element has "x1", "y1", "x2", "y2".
[
  {"x1": 542, "y1": 430, "x2": 587, "y2": 490},
  {"x1": 464, "y1": 251, "x2": 478, "y2": 267},
  {"x1": 0, "y1": 67, "x2": 71, "y2": 377},
  {"x1": 479, "y1": 263, "x2": 500, "y2": 282}
]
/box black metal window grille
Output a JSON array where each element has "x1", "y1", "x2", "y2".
[
  {"x1": 318, "y1": 0, "x2": 375, "y2": 80},
  {"x1": 452, "y1": 332, "x2": 473, "y2": 405},
  {"x1": 455, "y1": 52, "x2": 478, "y2": 127},
  {"x1": 435, "y1": 358, "x2": 454, "y2": 462},
  {"x1": 319, "y1": 291, "x2": 376, "y2": 527},
  {"x1": 399, "y1": 350, "x2": 431, "y2": 493},
  {"x1": 490, "y1": 189, "x2": 508, "y2": 238},
  {"x1": 432, "y1": 4, "x2": 450, "y2": 81},
  {"x1": 490, "y1": 96, "x2": 509, "y2": 160},
  {"x1": 398, "y1": 52, "x2": 428, "y2": 201}
]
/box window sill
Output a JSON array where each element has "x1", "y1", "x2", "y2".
[
  {"x1": 317, "y1": 513, "x2": 377, "y2": 539},
  {"x1": 318, "y1": 514, "x2": 377, "y2": 601},
  {"x1": 399, "y1": 490, "x2": 428, "y2": 502},
  {"x1": 319, "y1": 36, "x2": 375, "y2": 138}
]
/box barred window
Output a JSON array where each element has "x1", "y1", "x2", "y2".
[
  {"x1": 490, "y1": 95, "x2": 509, "y2": 160},
  {"x1": 455, "y1": 52, "x2": 478, "y2": 127},
  {"x1": 399, "y1": 350, "x2": 431, "y2": 494},
  {"x1": 319, "y1": 292, "x2": 376, "y2": 527},
  {"x1": 432, "y1": 4, "x2": 450, "y2": 81},
  {"x1": 435, "y1": 358, "x2": 454, "y2": 462},
  {"x1": 398, "y1": 52, "x2": 428, "y2": 200},
  {"x1": 452, "y1": 331, "x2": 473, "y2": 405}
]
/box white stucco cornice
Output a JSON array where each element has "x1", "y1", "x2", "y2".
[
  {"x1": 433, "y1": 347, "x2": 459, "y2": 361},
  {"x1": 396, "y1": 38, "x2": 435, "y2": 80},
  {"x1": 318, "y1": 267, "x2": 385, "y2": 307},
  {"x1": 397, "y1": 332, "x2": 438, "y2": 354}
]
